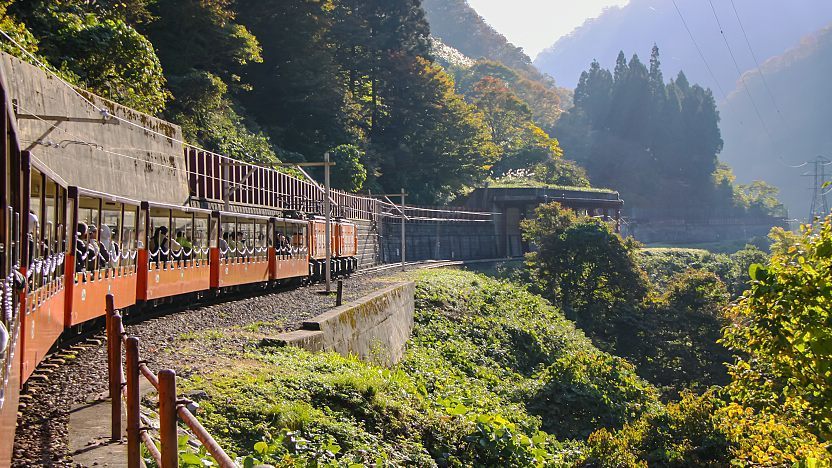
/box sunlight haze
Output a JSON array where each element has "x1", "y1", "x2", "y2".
[{"x1": 466, "y1": 0, "x2": 630, "y2": 58}]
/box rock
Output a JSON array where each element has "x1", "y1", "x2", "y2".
[{"x1": 184, "y1": 390, "x2": 208, "y2": 401}]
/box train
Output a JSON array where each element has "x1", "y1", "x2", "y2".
[{"x1": 0, "y1": 150, "x2": 359, "y2": 464}]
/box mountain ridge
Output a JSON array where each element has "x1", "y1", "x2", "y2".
[{"x1": 534, "y1": 0, "x2": 832, "y2": 92}]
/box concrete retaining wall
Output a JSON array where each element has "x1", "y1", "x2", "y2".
[
  {"x1": 276, "y1": 281, "x2": 414, "y2": 365},
  {"x1": 380, "y1": 220, "x2": 499, "y2": 262},
  {"x1": 623, "y1": 218, "x2": 789, "y2": 244},
  {"x1": 0, "y1": 52, "x2": 190, "y2": 205}
]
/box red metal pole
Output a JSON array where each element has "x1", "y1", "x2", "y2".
[
  {"x1": 158, "y1": 369, "x2": 178, "y2": 468},
  {"x1": 125, "y1": 337, "x2": 140, "y2": 468},
  {"x1": 106, "y1": 294, "x2": 122, "y2": 441}
]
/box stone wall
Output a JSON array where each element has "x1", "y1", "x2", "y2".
[
  {"x1": 0, "y1": 52, "x2": 190, "y2": 205},
  {"x1": 275, "y1": 281, "x2": 415, "y2": 365}
]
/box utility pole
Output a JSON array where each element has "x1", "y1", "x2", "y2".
[
  {"x1": 273, "y1": 159, "x2": 336, "y2": 293},
  {"x1": 804, "y1": 156, "x2": 831, "y2": 220},
  {"x1": 324, "y1": 151, "x2": 332, "y2": 293}
]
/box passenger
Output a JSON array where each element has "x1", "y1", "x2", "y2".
[
  {"x1": 175, "y1": 230, "x2": 193, "y2": 261},
  {"x1": 85, "y1": 225, "x2": 100, "y2": 272},
  {"x1": 99, "y1": 225, "x2": 118, "y2": 269},
  {"x1": 27, "y1": 211, "x2": 39, "y2": 266},
  {"x1": 75, "y1": 222, "x2": 88, "y2": 273},
  {"x1": 277, "y1": 232, "x2": 289, "y2": 257},
  {"x1": 149, "y1": 226, "x2": 170, "y2": 265},
  {"x1": 235, "y1": 231, "x2": 247, "y2": 259},
  {"x1": 219, "y1": 232, "x2": 230, "y2": 258}
]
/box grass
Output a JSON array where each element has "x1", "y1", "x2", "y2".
[
  {"x1": 486, "y1": 180, "x2": 618, "y2": 193},
  {"x1": 173, "y1": 269, "x2": 659, "y2": 465}
]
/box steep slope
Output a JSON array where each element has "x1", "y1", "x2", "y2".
[
  {"x1": 535, "y1": 0, "x2": 832, "y2": 91},
  {"x1": 720, "y1": 25, "x2": 832, "y2": 221},
  {"x1": 421, "y1": 0, "x2": 542, "y2": 80}
]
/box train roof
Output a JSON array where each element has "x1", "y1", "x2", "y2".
[{"x1": 73, "y1": 186, "x2": 142, "y2": 206}]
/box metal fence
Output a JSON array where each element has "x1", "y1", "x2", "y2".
[{"x1": 184, "y1": 146, "x2": 496, "y2": 223}]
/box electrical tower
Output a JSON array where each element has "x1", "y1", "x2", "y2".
[{"x1": 804, "y1": 156, "x2": 831, "y2": 220}]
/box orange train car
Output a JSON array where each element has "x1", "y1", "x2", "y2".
[
  {"x1": 213, "y1": 211, "x2": 272, "y2": 288},
  {"x1": 3, "y1": 177, "x2": 361, "y2": 467},
  {"x1": 273, "y1": 216, "x2": 309, "y2": 280},
  {"x1": 308, "y1": 216, "x2": 357, "y2": 278},
  {"x1": 20, "y1": 159, "x2": 69, "y2": 382},
  {"x1": 140, "y1": 201, "x2": 214, "y2": 300}
]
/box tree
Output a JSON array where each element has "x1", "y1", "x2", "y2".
[
  {"x1": 723, "y1": 214, "x2": 832, "y2": 439},
  {"x1": 236, "y1": 0, "x2": 347, "y2": 159},
  {"x1": 521, "y1": 202, "x2": 647, "y2": 339},
  {"x1": 328, "y1": 144, "x2": 367, "y2": 192},
  {"x1": 371, "y1": 56, "x2": 498, "y2": 203},
  {"x1": 10, "y1": 1, "x2": 169, "y2": 113}
]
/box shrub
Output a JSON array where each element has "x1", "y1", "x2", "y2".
[
  {"x1": 582, "y1": 391, "x2": 831, "y2": 467},
  {"x1": 723, "y1": 214, "x2": 832, "y2": 440},
  {"x1": 521, "y1": 202, "x2": 647, "y2": 341}
]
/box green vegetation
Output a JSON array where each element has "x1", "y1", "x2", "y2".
[
  {"x1": 176, "y1": 243, "x2": 832, "y2": 465},
  {"x1": 723, "y1": 214, "x2": 832, "y2": 441},
  {"x1": 178, "y1": 269, "x2": 658, "y2": 465},
  {"x1": 520, "y1": 202, "x2": 831, "y2": 465},
  {"x1": 637, "y1": 245, "x2": 769, "y2": 297}
]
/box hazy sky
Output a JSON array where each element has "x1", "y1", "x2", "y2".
[{"x1": 467, "y1": 0, "x2": 631, "y2": 59}]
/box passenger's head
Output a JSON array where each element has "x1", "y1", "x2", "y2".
[
  {"x1": 176, "y1": 230, "x2": 184, "y2": 238},
  {"x1": 222, "y1": 232, "x2": 229, "y2": 241},
  {"x1": 77, "y1": 222, "x2": 88, "y2": 237},
  {"x1": 100, "y1": 225, "x2": 112, "y2": 242}
]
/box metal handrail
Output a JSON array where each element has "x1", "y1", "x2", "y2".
[{"x1": 106, "y1": 294, "x2": 237, "y2": 467}]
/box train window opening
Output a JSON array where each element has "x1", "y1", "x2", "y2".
[
  {"x1": 255, "y1": 220, "x2": 268, "y2": 258},
  {"x1": 28, "y1": 169, "x2": 42, "y2": 286},
  {"x1": 193, "y1": 215, "x2": 209, "y2": 263},
  {"x1": 220, "y1": 220, "x2": 236, "y2": 260},
  {"x1": 100, "y1": 201, "x2": 123, "y2": 275},
  {"x1": 122, "y1": 207, "x2": 138, "y2": 268},
  {"x1": 77, "y1": 196, "x2": 102, "y2": 276},
  {"x1": 149, "y1": 209, "x2": 172, "y2": 268}
]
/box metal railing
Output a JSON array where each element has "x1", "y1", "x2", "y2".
[
  {"x1": 105, "y1": 294, "x2": 236, "y2": 467},
  {"x1": 184, "y1": 146, "x2": 498, "y2": 224}
]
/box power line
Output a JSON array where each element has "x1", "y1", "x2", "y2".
[
  {"x1": 707, "y1": 0, "x2": 773, "y2": 141},
  {"x1": 729, "y1": 0, "x2": 784, "y2": 119},
  {"x1": 778, "y1": 156, "x2": 808, "y2": 169},
  {"x1": 670, "y1": 0, "x2": 727, "y2": 100}
]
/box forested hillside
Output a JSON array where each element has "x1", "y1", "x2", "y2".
[
  {"x1": 2, "y1": 0, "x2": 568, "y2": 203},
  {"x1": 721, "y1": 25, "x2": 832, "y2": 221},
  {"x1": 535, "y1": 0, "x2": 832, "y2": 91},
  {"x1": 420, "y1": 0, "x2": 538, "y2": 80},
  {"x1": 0, "y1": 0, "x2": 791, "y2": 219},
  {"x1": 555, "y1": 46, "x2": 785, "y2": 219}
]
